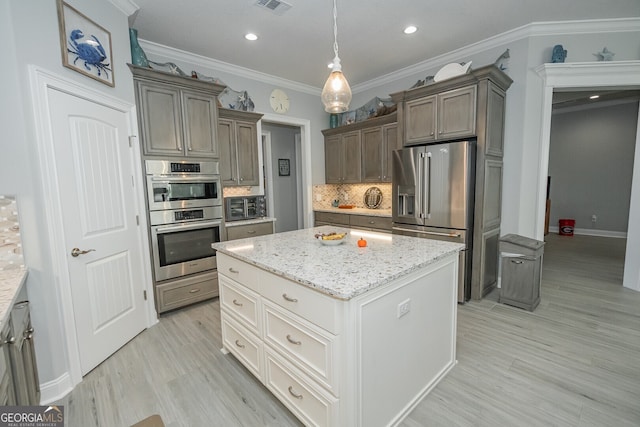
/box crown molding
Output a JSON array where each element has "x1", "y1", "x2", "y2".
[
  {"x1": 139, "y1": 40, "x2": 321, "y2": 96},
  {"x1": 108, "y1": 0, "x2": 139, "y2": 16},
  {"x1": 352, "y1": 18, "x2": 640, "y2": 93},
  {"x1": 139, "y1": 18, "x2": 639, "y2": 96}
]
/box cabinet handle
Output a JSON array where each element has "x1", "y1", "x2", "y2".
[
  {"x1": 282, "y1": 293, "x2": 298, "y2": 303},
  {"x1": 228, "y1": 267, "x2": 239, "y2": 274},
  {"x1": 239, "y1": 177, "x2": 244, "y2": 182},
  {"x1": 510, "y1": 259, "x2": 524, "y2": 264},
  {"x1": 246, "y1": 230, "x2": 256, "y2": 234},
  {"x1": 189, "y1": 288, "x2": 200, "y2": 293},
  {"x1": 288, "y1": 386, "x2": 303, "y2": 399},
  {"x1": 286, "y1": 334, "x2": 302, "y2": 345},
  {"x1": 5, "y1": 336, "x2": 15, "y2": 345},
  {"x1": 368, "y1": 220, "x2": 376, "y2": 224},
  {"x1": 187, "y1": 143, "x2": 193, "y2": 151},
  {"x1": 235, "y1": 340, "x2": 245, "y2": 349},
  {"x1": 430, "y1": 132, "x2": 434, "y2": 136},
  {"x1": 232, "y1": 299, "x2": 243, "y2": 307},
  {"x1": 439, "y1": 130, "x2": 443, "y2": 134}
]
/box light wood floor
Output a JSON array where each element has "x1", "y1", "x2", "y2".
[{"x1": 56, "y1": 233, "x2": 640, "y2": 427}]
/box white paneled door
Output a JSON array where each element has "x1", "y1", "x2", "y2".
[{"x1": 48, "y1": 88, "x2": 147, "y2": 375}]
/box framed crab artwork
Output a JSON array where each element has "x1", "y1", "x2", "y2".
[{"x1": 56, "y1": 0, "x2": 114, "y2": 87}]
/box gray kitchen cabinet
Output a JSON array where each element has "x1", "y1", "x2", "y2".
[
  {"x1": 225, "y1": 221, "x2": 274, "y2": 241},
  {"x1": 314, "y1": 211, "x2": 392, "y2": 233},
  {"x1": 218, "y1": 109, "x2": 263, "y2": 187},
  {"x1": 392, "y1": 65, "x2": 512, "y2": 300},
  {"x1": 403, "y1": 85, "x2": 476, "y2": 145},
  {"x1": 129, "y1": 64, "x2": 225, "y2": 158},
  {"x1": 156, "y1": 271, "x2": 219, "y2": 314},
  {"x1": 0, "y1": 319, "x2": 16, "y2": 405},
  {"x1": 323, "y1": 112, "x2": 397, "y2": 184},
  {"x1": 7, "y1": 301, "x2": 40, "y2": 405}
]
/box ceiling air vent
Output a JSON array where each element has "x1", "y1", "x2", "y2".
[{"x1": 254, "y1": 0, "x2": 292, "y2": 15}]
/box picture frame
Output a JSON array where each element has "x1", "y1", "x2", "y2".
[
  {"x1": 57, "y1": 0, "x2": 114, "y2": 87},
  {"x1": 278, "y1": 159, "x2": 290, "y2": 176}
]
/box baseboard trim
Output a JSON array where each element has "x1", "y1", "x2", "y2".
[
  {"x1": 39, "y1": 372, "x2": 74, "y2": 405},
  {"x1": 548, "y1": 226, "x2": 627, "y2": 238}
]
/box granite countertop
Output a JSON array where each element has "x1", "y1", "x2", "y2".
[
  {"x1": 224, "y1": 217, "x2": 277, "y2": 228},
  {"x1": 0, "y1": 268, "x2": 28, "y2": 327},
  {"x1": 0, "y1": 195, "x2": 27, "y2": 327},
  {"x1": 213, "y1": 226, "x2": 462, "y2": 300},
  {"x1": 314, "y1": 207, "x2": 392, "y2": 217}
]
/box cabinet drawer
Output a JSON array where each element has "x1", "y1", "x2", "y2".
[
  {"x1": 261, "y1": 271, "x2": 342, "y2": 334},
  {"x1": 349, "y1": 215, "x2": 392, "y2": 231},
  {"x1": 226, "y1": 221, "x2": 274, "y2": 241},
  {"x1": 313, "y1": 211, "x2": 349, "y2": 226},
  {"x1": 156, "y1": 272, "x2": 218, "y2": 313},
  {"x1": 263, "y1": 301, "x2": 337, "y2": 394},
  {"x1": 221, "y1": 313, "x2": 263, "y2": 381},
  {"x1": 217, "y1": 253, "x2": 260, "y2": 291},
  {"x1": 264, "y1": 347, "x2": 338, "y2": 427},
  {"x1": 220, "y1": 277, "x2": 261, "y2": 334}
]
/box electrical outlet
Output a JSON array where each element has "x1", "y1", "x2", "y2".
[
  {"x1": 397, "y1": 299, "x2": 411, "y2": 318},
  {"x1": 315, "y1": 193, "x2": 322, "y2": 202},
  {"x1": 592, "y1": 214, "x2": 597, "y2": 222}
]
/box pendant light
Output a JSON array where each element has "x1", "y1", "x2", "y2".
[{"x1": 321, "y1": 0, "x2": 352, "y2": 113}]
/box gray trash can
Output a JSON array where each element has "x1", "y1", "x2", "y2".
[{"x1": 499, "y1": 234, "x2": 545, "y2": 311}]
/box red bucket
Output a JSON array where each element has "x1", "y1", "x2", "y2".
[{"x1": 559, "y1": 219, "x2": 575, "y2": 236}]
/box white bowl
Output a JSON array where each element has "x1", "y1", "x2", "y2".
[{"x1": 318, "y1": 236, "x2": 346, "y2": 246}]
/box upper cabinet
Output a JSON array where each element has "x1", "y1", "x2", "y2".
[
  {"x1": 322, "y1": 112, "x2": 397, "y2": 184},
  {"x1": 129, "y1": 65, "x2": 225, "y2": 158},
  {"x1": 218, "y1": 108, "x2": 263, "y2": 187}
]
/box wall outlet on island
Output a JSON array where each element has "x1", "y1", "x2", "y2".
[{"x1": 397, "y1": 299, "x2": 411, "y2": 318}]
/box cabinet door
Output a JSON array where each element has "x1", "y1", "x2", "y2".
[
  {"x1": 226, "y1": 222, "x2": 274, "y2": 241},
  {"x1": 324, "y1": 135, "x2": 342, "y2": 184},
  {"x1": 405, "y1": 95, "x2": 436, "y2": 145},
  {"x1": 342, "y1": 130, "x2": 361, "y2": 183},
  {"x1": 235, "y1": 120, "x2": 260, "y2": 186},
  {"x1": 0, "y1": 321, "x2": 15, "y2": 405},
  {"x1": 361, "y1": 127, "x2": 384, "y2": 182},
  {"x1": 181, "y1": 90, "x2": 219, "y2": 158},
  {"x1": 437, "y1": 86, "x2": 477, "y2": 140},
  {"x1": 218, "y1": 118, "x2": 238, "y2": 186},
  {"x1": 137, "y1": 82, "x2": 184, "y2": 156},
  {"x1": 382, "y1": 123, "x2": 399, "y2": 182}
]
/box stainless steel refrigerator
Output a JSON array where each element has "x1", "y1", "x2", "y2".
[{"x1": 392, "y1": 140, "x2": 475, "y2": 302}]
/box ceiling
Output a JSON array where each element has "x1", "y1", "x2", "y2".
[{"x1": 130, "y1": 0, "x2": 639, "y2": 90}]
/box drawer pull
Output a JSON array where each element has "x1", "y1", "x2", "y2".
[
  {"x1": 288, "y1": 386, "x2": 303, "y2": 400},
  {"x1": 232, "y1": 299, "x2": 243, "y2": 307},
  {"x1": 286, "y1": 334, "x2": 302, "y2": 345},
  {"x1": 235, "y1": 340, "x2": 245, "y2": 349},
  {"x1": 510, "y1": 259, "x2": 524, "y2": 264},
  {"x1": 282, "y1": 293, "x2": 298, "y2": 303},
  {"x1": 368, "y1": 220, "x2": 375, "y2": 224},
  {"x1": 5, "y1": 336, "x2": 15, "y2": 345},
  {"x1": 246, "y1": 230, "x2": 256, "y2": 234},
  {"x1": 189, "y1": 288, "x2": 200, "y2": 294},
  {"x1": 228, "y1": 267, "x2": 239, "y2": 274}
]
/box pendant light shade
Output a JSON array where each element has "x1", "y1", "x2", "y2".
[{"x1": 321, "y1": 0, "x2": 351, "y2": 113}]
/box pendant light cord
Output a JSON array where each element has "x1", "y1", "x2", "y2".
[{"x1": 332, "y1": 0, "x2": 339, "y2": 59}]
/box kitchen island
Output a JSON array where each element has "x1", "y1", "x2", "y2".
[{"x1": 213, "y1": 226, "x2": 462, "y2": 426}]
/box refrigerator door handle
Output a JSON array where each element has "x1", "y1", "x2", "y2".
[
  {"x1": 393, "y1": 226, "x2": 462, "y2": 238},
  {"x1": 425, "y1": 152, "x2": 432, "y2": 219}
]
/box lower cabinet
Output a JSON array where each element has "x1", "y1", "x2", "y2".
[
  {"x1": 1, "y1": 301, "x2": 40, "y2": 406},
  {"x1": 155, "y1": 271, "x2": 219, "y2": 314},
  {"x1": 225, "y1": 221, "x2": 274, "y2": 241},
  {"x1": 314, "y1": 211, "x2": 392, "y2": 233}
]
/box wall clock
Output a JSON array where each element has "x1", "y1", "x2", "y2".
[{"x1": 270, "y1": 89, "x2": 290, "y2": 113}]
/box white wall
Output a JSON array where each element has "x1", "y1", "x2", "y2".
[
  {"x1": 549, "y1": 100, "x2": 639, "y2": 234},
  {"x1": 1, "y1": 0, "x2": 134, "y2": 397}
]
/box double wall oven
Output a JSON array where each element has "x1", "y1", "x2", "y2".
[{"x1": 145, "y1": 160, "x2": 223, "y2": 284}]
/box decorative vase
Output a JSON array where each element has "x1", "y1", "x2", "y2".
[
  {"x1": 551, "y1": 45, "x2": 567, "y2": 63},
  {"x1": 129, "y1": 28, "x2": 149, "y2": 67},
  {"x1": 330, "y1": 113, "x2": 339, "y2": 128}
]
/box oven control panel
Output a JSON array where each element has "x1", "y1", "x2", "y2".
[{"x1": 175, "y1": 209, "x2": 204, "y2": 221}]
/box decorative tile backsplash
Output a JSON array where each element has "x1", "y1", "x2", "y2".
[
  {"x1": 0, "y1": 196, "x2": 24, "y2": 271},
  {"x1": 313, "y1": 183, "x2": 392, "y2": 210}
]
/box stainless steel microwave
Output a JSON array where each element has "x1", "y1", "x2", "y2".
[{"x1": 225, "y1": 196, "x2": 266, "y2": 222}]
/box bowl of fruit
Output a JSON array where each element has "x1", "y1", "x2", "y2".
[{"x1": 315, "y1": 232, "x2": 348, "y2": 246}]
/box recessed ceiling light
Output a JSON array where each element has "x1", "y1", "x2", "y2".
[
  {"x1": 245, "y1": 33, "x2": 258, "y2": 41},
  {"x1": 589, "y1": 95, "x2": 600, "y2": 100},
  {"x1": 404, "y1": 25, "x2": 418, "y2": 35}
]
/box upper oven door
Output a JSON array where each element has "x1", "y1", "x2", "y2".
[{"x1": 147, "y1": 175, "x2": 221, "y2": 211}]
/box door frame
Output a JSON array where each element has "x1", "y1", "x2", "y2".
[
  {"x1": 259, "y1": 113, "x2": 312, "y2": 228},
  {"x1": 29, "y1": 66, "x2": 157, "y2": 395},
  {"x1": 534, "y1": 60, "x2": 640, "y2": 292}
]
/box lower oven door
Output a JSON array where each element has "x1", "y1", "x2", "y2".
[{"x1": 151, "y1": 220, "x2": 221, "y2": 282}]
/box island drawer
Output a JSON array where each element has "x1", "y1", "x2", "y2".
[
  {"x1": 219, "y1": 277, "x2": 261, "y2": 334},
  {"x1": 314, "y1": 211, "x2": 349, "y2": 226},
  {"x1": 261, "y1": 271, "x2": 342, "y2": 334},
  {"x1": 155, "y1": 271, "x2": 219, "y2": 313},
  {"x1": 264, "y1": 347, "x2": 338, "y2": 427},
  {"x1": 349, "y1": 214, "x2": 393, "y2": 231},
  {"x1": 217, "y1": 253, "x2": 260, "y2": 290},
  {"x1": 221, "y1": 313, "x2": 263, "y2": 381},
  {"x1": 263, "y1": 301, "x2": 338, "y2": 395}
]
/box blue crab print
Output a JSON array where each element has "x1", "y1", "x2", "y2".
[{"x1": 67, "y1": 29, "x2": 111, "y2": 78}]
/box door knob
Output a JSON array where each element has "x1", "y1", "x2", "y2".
[{"x1": 71, "y1": 247, "x2": 95, "y2": 257}]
